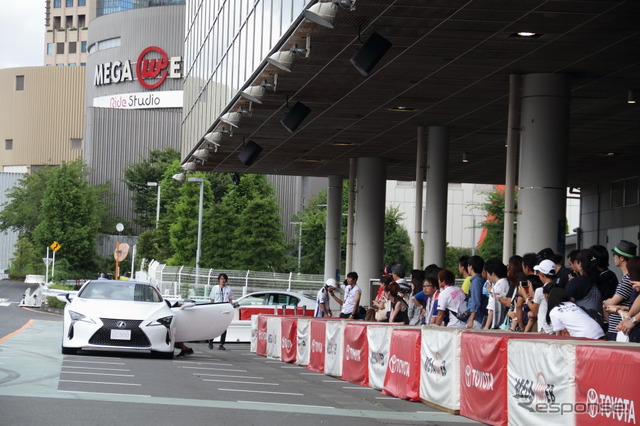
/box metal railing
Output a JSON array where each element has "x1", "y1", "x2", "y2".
[{"x1": 144, "y1": 260, "x2": 326, "y2": 300}]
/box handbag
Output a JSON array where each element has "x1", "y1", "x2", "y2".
[
  {"x1": 616, "y1": 330, "x2": 630, "y2": 343},
  {"x1": 375, "y1": 300, "x2": 391, "y2": 321}
]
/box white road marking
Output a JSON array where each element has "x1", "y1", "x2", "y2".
[
  {"x1": 62, "y1": 366, "x2": 130, "y2": 372},
  {"x1": 203, "y1": 379, "x2": 277, "y2": 386},
  {"x1": 194, "y1": 373, "x2": 264, "y2": 379},
  {"x1": 179, "y1": 366, "x2": 247, "y2": 372},
  {"x1": 238, "y1": 400, "x2": 334, "y2": 409},
  {"x1": 264, "y1": 360, "x2": 282, "y2": 363},
  {"x1": 375, "y1": 397, "x2": 397, "y2": 400},
  {"x1": 280, "y1": 365, "x2": 300, "y2": 368},
  {"x1": 58, "y1": 390, "x2": 151, "y2": 398},
  {"x1": 218, "y1": 388, "x2": 303, "y2": 396},
  {"x1": 342, "y1": 386, "x2": 372, "y2": 389},
  {"x1": 299, "y1": 372, "x2": 321, "y2": 375},
  {"x1": 62, "y1": 360, "x2": 126, "y2": 365},
  {"x1": 61, "y1": 371, "x2": 135, "y2": 377},
  {"x1": 59, "y1": 380, "x2": 141, "y2": 386},
  {"x1": 173, "y1": 361, "x2": 233, "y2": 366}
]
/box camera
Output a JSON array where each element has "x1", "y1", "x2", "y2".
[{"x1": 519, "y1": 280, "x2": 529, "y2": 288}]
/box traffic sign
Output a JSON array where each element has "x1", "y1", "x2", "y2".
[
  {"x1": 42, "y1": 258, "x2": 53, "y2": 266},
  {"x1": 50, "y1": 241, "x2": 61, "y2": 252}
]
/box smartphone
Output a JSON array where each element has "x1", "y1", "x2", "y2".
[{"x1": 519, "y1": 280, "x2": 529, "y2": 288}]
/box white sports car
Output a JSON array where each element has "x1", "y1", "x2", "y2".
[
  {"x1": 212, "y1": 290, "x2": 317, "y2": 343},
  {"x1": 58, "y1": 280, "x2": 234, "y2": 358}
]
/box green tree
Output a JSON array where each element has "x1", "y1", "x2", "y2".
[
  {"x1": 383, "y1": 206, "x2": 412, "y2": 270},
  {"x1": 122, "y1": 147, "x2": 180, "y2": 228},
  {"x1": 0, "y1": 166, "x2": 58, "y2": 237},
  {"x1": 471, "y1": 186, "x2": 517, "y2": 260},
  {"x1": 31, "y1": 160, "x2": 105, "y2": 275},
  {"x1": 8, "y1": 235, "x2": 42, "y2": 276}
]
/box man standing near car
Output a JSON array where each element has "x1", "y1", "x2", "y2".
[
  {"x1": 209, "y1": 273, "x2": 234, "y2": 350},
  {"x1": 330, "y1": 272, "x2": 362, "y2": 319},
  {"x1": 315, "y1": 278, "x2": 338, "y2": 317}
]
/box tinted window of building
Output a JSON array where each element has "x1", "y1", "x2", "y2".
[
  {"x1": 15, "y1": 76, "x2": 24, "y2": 91},
  {"x1": 57, "y1": 43, "x2": 64, "y2": 54},
  {"x1": 5, "y1": 140, "x2": 12, "y2": 150},
  {"x1": 47, "y1": 43, "x2": 54, "y2": 55},
  {"x1": 69, "y1": 42, "x2": 77, "y2": 54},
  {"x1": 66, "y1": 0, "x2": 73, "y2": 7},
  {"x1": 81, "y1": 41, "x2": 87, "y2": 53},
  {"x1": 54, "y1": 0, "x2": 61, "y2": 7},
  {"x1": 79, "y1": 0, "x2": 86, "y2": 5}
]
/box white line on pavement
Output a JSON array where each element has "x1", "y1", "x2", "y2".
[
  {"x1": 218, "y1": 388, "x2": 303, "y2": 396},
  {"x1": 59, "y1": 380, "x2": 141, "y2": 386},
  {"x1": 203, "y1": 379, "x2": 277, "y2": 386}
]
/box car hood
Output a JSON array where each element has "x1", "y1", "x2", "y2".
[{"x1": 68, "y1": 298, "x2": 170, "y2": 320}]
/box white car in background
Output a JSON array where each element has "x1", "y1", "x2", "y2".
[
  {"x1": 57, "y1": 280, "x2": 234, "y2": 358},
  {"x1": 212, "y1": 290, "x2": 317, "y2": 343}
]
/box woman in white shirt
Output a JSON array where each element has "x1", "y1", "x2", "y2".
[{"x1": 546, "y1": 285, "x2": 605, "y2": 340}]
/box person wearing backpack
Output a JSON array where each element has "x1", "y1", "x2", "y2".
[{"x1": 546, "y1": 285, "x2": 605, "y2": 339}]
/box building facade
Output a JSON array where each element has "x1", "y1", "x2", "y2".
[{"x1": 45, "y1": 0, "x2": 95, "y2": 66}]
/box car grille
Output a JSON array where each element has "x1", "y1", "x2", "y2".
[{"x1": 88, "y1": 318, "x2": 150, "y2": 347}]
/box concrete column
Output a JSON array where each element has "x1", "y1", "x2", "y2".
[
  {"x1": 413, "y1": 126, "x2": 425, "y2": 269},
  {"x1": 324, "y1": 175, "x2": 343, "y2": 281},
  {"x1": 516, "y1": 73, "x2": 570, "y2": 255},
  {"x1": 503, "y1": 74, "x2": 521, "y2": 264},
  {"x1": 424, "y1": 126, "x2": 449, "y2": 268},
  {"x1": 352, "y1": 157, "x2": 386, "y2": 305},
  {"x1": 345, "y1": 158, "x2": 356, "y2": 274}
]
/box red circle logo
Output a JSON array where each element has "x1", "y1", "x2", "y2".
[{"x1": 136, "y1": 46, "x2": 169, "y2": 89}]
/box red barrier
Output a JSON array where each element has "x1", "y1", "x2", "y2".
[
  {"x1": 280, "y1": 317, "x2": 297, "y2": 364},
  {"x1": 342, "y1": 323, "x2": 369, "y2": 386},
  {"x1": 307, "y1": 320, "x2": 326, "y2": 373},
  {"x1": 256, "y1": 315, "x2": 268, "y2": 356},
  {"x1": 575, "y1": 345, "x2": 640, "y2": 425},
  {"x1": 382, "y1": 328, "x2": 421, "y2": 401},
  {"x1": 460, "y1": 331, "x2": 572, "y2": 426},
  {"x1": 240, "y1": 307, "x2": 314, "y2": 320}
]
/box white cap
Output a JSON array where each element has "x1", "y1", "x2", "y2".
[
  {"x1": 533, "y1": 259, "x2": 556, "y2": 276},
  {"x1": 325, "y1": 278, "x2": 338, "y2": 289}
]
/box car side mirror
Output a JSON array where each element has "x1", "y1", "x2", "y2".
[
  {"x1": 56, "y1": 293, "x2": 73, "y2": 303},
  {"x1": 180, "y1": 301, "x2": 196, "y2": 310},
  {"x1": 232, "y1": 302, "x2": 239, "y2": 308}
]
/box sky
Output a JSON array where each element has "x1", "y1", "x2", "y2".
[{"x1": 0, "y1": 0, "x2": 45, "y2": 69}]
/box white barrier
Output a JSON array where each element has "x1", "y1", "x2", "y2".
[
  {"x1": 420, "y1": 326, "x2": 464, "y2": 411},
  {"x1": 19, "y1": 284, "x2": 44, "y2": 307},
  {"x1": 250, "y1": 315, "x2": 259, "y2": 353},
  {"x1": 367, "y1": 325, "x2": 393, "y2": 390},
  {"x1": 324, "y1": 320, "x2": 345, "y2": 377},
  {"x1": 296, "y1": 318, "x2": 311, "y2": 366},
  {"x1": 266, "y1": 316, "x2": 282, "y2": 360}
]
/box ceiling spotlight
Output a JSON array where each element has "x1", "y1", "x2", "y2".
[
  {"x1": 304, "y1": 0, "x2": 356, "y2": 28},
  {"x1": 172, "y1": 172, "x2": 186, "y2": 182},
  {"x1": 462, "y1": 152, "x2": 469, "y2": 163},
  {"x1": 628, "y1": 89, "x2": 636, "y2": 104},
  {"x1": 204, "y1": 131, "x2": 223, "y2": 144},
  {"x1": 350, "y1": 32, "x2": 392, "y2": 77},
  {"x1": 182, "y1": 161, "x2": 197, "y2": 172},
  {"x1": 220, "y1": 107, "x2": 251, "y2": 128},
  {"x1": 192, "y1": 148, "x2": 212, "y2": 161},
  {"x1": 267, "y1": 39, "x2": 310, "y2": 72},
  {"x1": 240, "y1": 76, "x2": 278, "y2": 104}
]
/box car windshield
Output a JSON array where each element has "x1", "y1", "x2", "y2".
[{"x1": 79, "y1": 281, "x2": 163, "y2": 302}]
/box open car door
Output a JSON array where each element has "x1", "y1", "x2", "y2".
[{"x1": 172, "y1": 302, "x2": 234, "y2": 342}]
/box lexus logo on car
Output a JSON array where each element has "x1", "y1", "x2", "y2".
[{"x1": 116, "y1": 321, "x2": 127, "y2": 329}]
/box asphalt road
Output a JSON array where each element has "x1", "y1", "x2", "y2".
[{"x1": 0, "y1": 280, "x2": 481, "y2": 426}]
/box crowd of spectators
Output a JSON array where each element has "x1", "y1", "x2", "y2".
[{"x1": 345, "y1": 240, "x2": 640, "y2": 342}]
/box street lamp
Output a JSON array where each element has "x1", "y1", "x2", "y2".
[
  {"x1": 290, "y1": 222, "x2": 302, "y2": 271},
  {"x1": 147, "y1": 182, "x2": 161, "y2": 228},
  {"x1": 188, "y1": 177, "x2": 204, "y2": 286}
]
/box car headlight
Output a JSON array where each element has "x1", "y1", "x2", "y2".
[
  {"x1": 69, "y1": 310, "x2": 96, "y2": 324},
  {"x1": 149, "y1": 315, "x2": 173, "y2": 329}
]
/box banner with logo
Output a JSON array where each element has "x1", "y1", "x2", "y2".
[
  {"x1": 342, "y1": 323, "x2": 369, "y2": 386},
  {"x1": 460, "y1": 332, "x2": 512, "y2": 425},
  {"x1": 367, "y1": 325, "x2": 393, "y2": 390},
  {"x1": 266, "y1": 316, "x2": 282, "y2": 360},
  {"x1": 250, "y1": 314, "x2": 259, "y2": 353},
  {"x1": 256, "y1": 315, "x2": 268, "y2": 356},
  {"x1": 575, "y1": 345, "x2": 640, "y2": 425},
  {"x1": 296, "y1": 318, "x2": 311, "y2": 366},
  {"x1": 420, "y1": 326, "x2": 464, "y2": 410},
  {"x1": 507, "y1": 339, "x2": 577, "y2": 426},
  {"x1": 382, "y1": 328, "x2": 421, "y2": 401},
  {"x1": 280, "y1": 318, "x2": 298, "y2": 364},
  {"x1": 307, "y1": 320, "x2": 327, "y2": 373},
  {"x1": 324, "y1": 320, "x2": 345, "y2": 377}
]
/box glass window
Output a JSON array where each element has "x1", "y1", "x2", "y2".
[
  {"x1": 69, "y1": 63, "x2": 76, "y2": 66},
  {"x1": 78, "y1": 0, "x2": 86, "y2": 5},
  {"x1": 54, "y1": 0, "x2": 61, "y2": 7},
  {"x1": 47, "y1": 43, "x2": 54, "y2": 55},
  {"x1": 5, "y1": 139, "x2": 12, "y2": 150},
  {"x1": 56, "y1": 42, "x2": 64, "y2": 54},
  {"x1": 81, "y1": 41, "x2": 87, "y2": 53},
  {"x1": 15, "y1": 75, "x2": 24, "y2": 91},
  {"x1": 80, "y1": 62, "x2": 86, "y2": 66},
  {"x1": 66, "y1": 0, "x2": 73, "y2": 7},
  {"x1": 68, "y1": 42, "x2": 76, "y2": 54}
]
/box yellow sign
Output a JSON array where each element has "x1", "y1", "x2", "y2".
[{"x1": 50, "y1": 241, "x2": 61, "y2": 252}]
